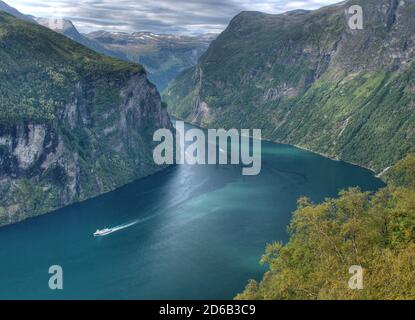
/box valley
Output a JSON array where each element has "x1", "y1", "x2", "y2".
[
  {"x1": 0, "y1": 0, "x2": 414, "y2": 301},
  {"x1": 0, "y1": 122, "x2": 383, "y2": 299}
]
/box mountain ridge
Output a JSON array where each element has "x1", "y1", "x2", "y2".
[
  {"x1": 0, "y1": 1, "x2": 214, "y2": 91},
  {"x1": 34, "y1": 17, "x2": 129, "y2": 61},
  {"x1": 0, "y1": 0, "x2": 35, "y2": 22},
  {"x1": 86, "y1": 30, "x2": 216, "y2": 91}
]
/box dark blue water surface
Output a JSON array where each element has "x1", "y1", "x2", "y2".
[{"x1": 0, "y1": 122, "x2": 384, "y2": 299}]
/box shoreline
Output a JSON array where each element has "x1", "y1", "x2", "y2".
[
  {"x1": 169, "y1": 116, "x2": 383, "y2": 177},
  {"x1": 0, "y1": 164, "x2": 174, "y2": 229},
  {"x1": 274, "y1": 141, "x2": 379, "y2": 176}
]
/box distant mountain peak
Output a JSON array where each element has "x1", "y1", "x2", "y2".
[
  {"x1": 35, "y1": 17, "x2": 75, "y2": 33},
  {"x1": 0, "y1": 0, "x2": 35, "y2": 22},
  {"x1": 35, "y1": 16, "x2": 129, "y2": 62},
  {"x1": 87, "y1": 30, "x2": 217, "y2": 40},
  {"x1": 86, "y1": 30, "x2": 216, "y2": 90}
]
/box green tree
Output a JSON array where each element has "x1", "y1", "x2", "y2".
[{"x1": 236, "y1": 155, "x2": 415, "y2": 300}]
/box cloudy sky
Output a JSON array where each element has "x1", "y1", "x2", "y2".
[{"x1": 8, "y1": 0, "x2": 341, "y2": 34}]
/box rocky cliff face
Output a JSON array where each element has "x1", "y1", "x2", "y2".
[
  {"x1": 164, "y1": 0, "x2": 415, "y2": 171},
  {"x1": 0, "y1": 12, "x2": 172, "y2": 226}
]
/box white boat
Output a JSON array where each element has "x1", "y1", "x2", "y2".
[{"x1": 93, "y1": 228, "x2": 112, "y2": 237}]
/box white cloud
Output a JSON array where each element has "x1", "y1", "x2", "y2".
[{"x1": 6, "y1": 0, "x2": 341, "y2": 34}]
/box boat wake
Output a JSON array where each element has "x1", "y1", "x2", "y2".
[
  {"x1": 93, "y1": 221, "x2": 139, "y2": 237},
  {"x1": 109, "y1": 221, "x2": 138, "y2": 233},
  {"x1": 93, "y1": 213, "x2": 162, "y2": 237}
]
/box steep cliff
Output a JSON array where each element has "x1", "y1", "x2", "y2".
[
  {"x1": 0, "y1": 12, "x2": 172, "y2": 226},
  {"x1": 164, "y1": 0, "x2": 415, "y2": 171}
]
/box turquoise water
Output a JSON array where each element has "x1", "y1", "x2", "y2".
[{"x1": 0, "y1": 123, "x2": 384, "y2": 299}]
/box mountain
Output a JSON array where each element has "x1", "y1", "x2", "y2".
[
  {"x1": 164, "y1": 0, "x2": 415, "y2": 172},
  {"x1": 0, "y1": 0, "x2": 215, "y2": 92},
  {"x1": 35, "y1": 17, "x2": 128, "y2": 61},
  {"x1": 0, "y1": 12, "x2": 172, "y2": 226},
  {"x1": 86, "y1": 31, "x2": 216, "y2": 91},
  {"x1": 0, "y1": 0, "x2": 35, "y2": 22},
  {"x1": 0, "y1": 1, "x2": 128, "y2": 60}
]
